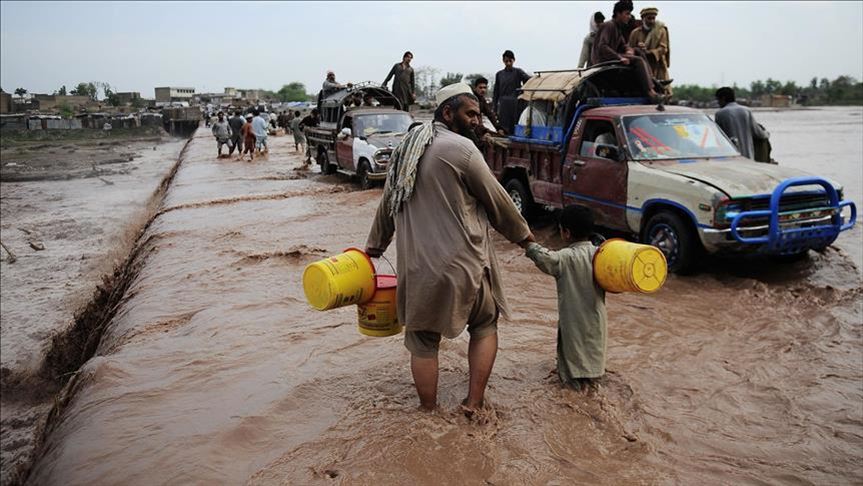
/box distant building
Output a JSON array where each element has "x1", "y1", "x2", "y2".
[
  {"x1": 154, "y1": 87, "x2": 195, "y2": 104},
  {"x1": 0, "y1": 89, "x2": 11, "y2": 114},
  {"x1": 115, "y1": 92, "x2": 141, "y2": 105},
  {"x1": 760, "y1": 94, "x2": 792, "y2": 108},
  {"x1": 33, "y1": 94, "x2": 93, "y2": 111}
]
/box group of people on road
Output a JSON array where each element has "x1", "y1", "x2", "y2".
[{"x1": 210, "y1": 110, "x2": 272, "y2": 161}]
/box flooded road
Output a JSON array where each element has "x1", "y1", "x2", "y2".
[{"x1": 25, "y1": 108, "x2": 862, "y2": 484}]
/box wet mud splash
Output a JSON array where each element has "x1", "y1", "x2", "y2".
[{"x1": 20, "y1": 110, "x2": 863, "y2": 485}]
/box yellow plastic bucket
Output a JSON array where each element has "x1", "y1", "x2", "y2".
[
  {"x1": 357, "y1": 274, "x2": 402, "y2": 337},
  {"x1": 593, "y1": 239, "x2": 667, "y2": 293},
  {"x1": 303, "y1": 248, "x2": 376, "y2": 310}
]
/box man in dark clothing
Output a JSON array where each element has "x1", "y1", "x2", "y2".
[
  {"x1": 383, "y1": 51, "x2": 416, "y2": 112},
  {"x1": 227, "y1": 111, "x2": 246, "y2": 156},
  {"x1": 493, "y1": 50, "x2": 531, "y2": 134},
  {"x1": 472, "y1": 76, "x2": 505, "y2": 136},
  {"x1": 715, "y1": 87, "x2": 770, "y2": 161},
  {"x1": 592, "y1": 0, "x2": 660, "y2": 101},
  {"x1": 299, "y1": 109, "x2": 321, "y2": 165}
]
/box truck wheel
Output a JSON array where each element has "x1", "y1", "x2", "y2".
[
  {"x1": 317, "y1": 150, "x2": 335, "y2": 175},
  {"x1": 357, "y1": 160, "x2": 373, "y2": 190},
  {"x1": 504, "y1": 179, "x2": 533, "y2": 219},
  {"x1": 642, "y1": 211, "x2": 700, "y2": 274}
]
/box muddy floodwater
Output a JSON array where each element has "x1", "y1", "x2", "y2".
[{"x1": 17, "y1": 107, "x2": 863, "y2": 484}]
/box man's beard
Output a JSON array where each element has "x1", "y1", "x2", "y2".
[{"x1": 451, "y1": 118, "x2": 481, "y2": 146}]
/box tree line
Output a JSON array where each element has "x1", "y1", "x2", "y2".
[{"x1": 673, "y1": 75, "x2": 863, "y2": 105}]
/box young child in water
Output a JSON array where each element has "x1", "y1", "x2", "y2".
[{"x1": 525, "y1": 205, "x2": 607, "y2": 390}]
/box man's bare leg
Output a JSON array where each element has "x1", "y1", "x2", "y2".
[
  {"x1": 465, "y1": 332, "x2": 497, "y2": 409},
  {"x1": 411, "y1": 354, "x2": 439, "y2": 410}
]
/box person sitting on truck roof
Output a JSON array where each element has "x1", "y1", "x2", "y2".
[
  {"x1": 578, "y1": 11, "x2": 606, "y2": 69},
  {"x1": 592, "y1": 0, "x2": 663, "y2": 102},
  {"x1": 629, "y1": 7, "x2": 671, "y2": 94},
  {"x1": 362, "y1": 93, "x2": 380, "y2": 107}
]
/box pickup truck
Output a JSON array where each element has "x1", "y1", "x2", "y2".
[
  {"x1": 484, "y1": 66, "x2": 856, "y2": 273},
  {"x1": 306, "y1": 84, "x2": 414, "y2": 189}
]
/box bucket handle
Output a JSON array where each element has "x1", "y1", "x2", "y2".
[{"x1": 376, "y1": 254, "x2": 397, "y2": 276}]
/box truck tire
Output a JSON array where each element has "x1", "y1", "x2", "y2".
[
  {"x1": 642, "y1": 210, "x2": 701, "y2": 274},
  {"x1": 504, "y1": 179, "x2": 533, "y2": 219},
  {"x1": 317, "y1": 149, "x2": 336, "y2": 175},
  {"x1": 357, "y1": 160, "x2": 373, "y2": 190}
]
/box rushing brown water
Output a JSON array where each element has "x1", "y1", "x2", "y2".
[{"x1": 26, "y1": 108, "x2": 862, "y2": 485}]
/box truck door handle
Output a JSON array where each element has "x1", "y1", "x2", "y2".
[{"x1": 572, "y1": 160, "x2": 586, "y2": 166}]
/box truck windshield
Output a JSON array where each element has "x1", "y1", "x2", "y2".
[
  {"x1": 621, "y1": 113, "x2": 740, "y2": 160},
  {"x1": 354, "y1": 113, "x2": 413, "y2": 137}
]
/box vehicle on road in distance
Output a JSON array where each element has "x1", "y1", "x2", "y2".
[
  {"x1": 483, "y1": 65, "x2": 857, "y2": 273},
  {"x1": 306, "y1": 83, "x2": 414, "y2": 189}
]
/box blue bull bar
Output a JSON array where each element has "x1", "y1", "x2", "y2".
[{"x1": 730, "y1": 177, "x2": 857, "y2": 254}]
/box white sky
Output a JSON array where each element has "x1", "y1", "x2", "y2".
[{"x1": 2, "y1": 1, "x2": 862, "y2": 97}]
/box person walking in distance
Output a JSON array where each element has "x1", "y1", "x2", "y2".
[
  {"x1": 227, "y1": 110, "x2": 246, "y2": 157},
  {"x1": 211, "y1": 111, "x2": 232, "y2": 158}
]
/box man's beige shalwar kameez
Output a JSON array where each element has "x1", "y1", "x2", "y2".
[{"x1": 366, "y1": 122, "x2": 530, "y2": 338}]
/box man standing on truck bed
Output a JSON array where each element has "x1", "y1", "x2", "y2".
[
  {"x1": 365, "y1": 83, "x2": 534, "y2": 414},
  {"x1": 593, "y1": 0, "x2": 663, "y2": 102},
  {"x1": 715, "y1": 87, "x2": 770, "y2": 160},
  {"x1": 493, "y1": 50, "x2": 531, "y2": 135},
  {"x1": 382, "y1": 51, "x2": 416, "y2": 112},
  {"x1": 629, "y1": 7, "x2": 671, "y2": 93},
  {"x1": 472, "y1": 76, "x2": 506, "y2": 136}
]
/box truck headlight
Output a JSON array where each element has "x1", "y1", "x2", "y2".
[
  {"x1": 715, "y1": 199, "x2": 745, "y2": 226},
  {"x1": 374, "y1": 150, "x2": 391, "y2": 163}
]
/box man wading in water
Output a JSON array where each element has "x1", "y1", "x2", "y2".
[{"x1": 366, "y1": 83, "x2": 534, "y2": 413}]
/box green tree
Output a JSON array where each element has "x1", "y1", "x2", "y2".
[
  {"x1": 14, "y1": 87, "x2": 27, "y2": 96},
  {"x1": 779, "y1": 80, "x2": 798, "y2": 96},
  {"x1": 764, "y1": 78, "x2": 782, "y2": 94},
  {"x1": 439, "y1": 72, "x2": 463, "y2": 87},
  {"x1": 277, "y1": 82, "x2": 308, "y2": 102},
  {"x1": 414, "y1": 66, "x2": 440, "y2": 100},
  {"x1": 57, "y1": 102, "x2": 74, "y2": 118},
  {"x1": 70, "y1": 82, "x2": 97, "y2": 100},
  {"x1": 58, "y1": 85, "x2": 67, "y2": 96},
  {"x1": 749, "y1": 80, "x2": 765, "y2": 97}
]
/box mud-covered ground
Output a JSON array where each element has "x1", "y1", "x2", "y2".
[
  {"x1": 0, "y1": 127, "x2": 186, "y2": 484},
  {"x1": 19, "y1": 107, "x2": 863, "y2": 485},
  {"x1": 0, "y1": 126, "x2": 171, "y2": 183}
]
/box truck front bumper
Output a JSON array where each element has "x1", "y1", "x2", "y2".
[{"x1": 701, "y1": 177, "x2": 856, "y2": 255}]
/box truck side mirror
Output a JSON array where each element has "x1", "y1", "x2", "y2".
[{"x1": 595, "y1": 144, "x2": 622, "y2": 161}]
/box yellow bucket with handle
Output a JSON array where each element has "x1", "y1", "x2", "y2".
[
  {"x1": 303, "y1": 248, "x2": 376, "y2": 310},
  {"x1": 593, "y1": 239, "x2": 667, "y2": 293}
]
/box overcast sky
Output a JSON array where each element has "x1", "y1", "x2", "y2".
[{"x1": 2, "y1": 1, "x2": 862, "y2": 98}]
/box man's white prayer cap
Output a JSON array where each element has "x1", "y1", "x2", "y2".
[{"x1": 435, "y1": 83, "x2": 474, "y2": 105}]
